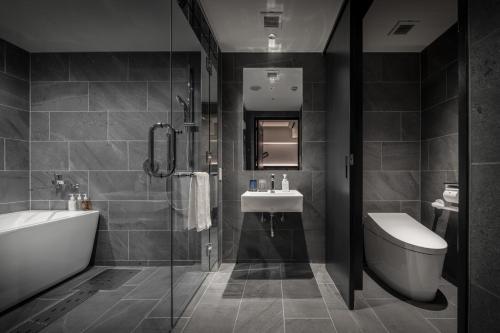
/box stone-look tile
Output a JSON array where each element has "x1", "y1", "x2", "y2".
[
  {"x1": 421, "y1": 99, "x2": 458, "y2": 140},
  {"x1": 469, "y1": 283, "x2": 500, "y2": 332},
  {"x1": 0, "y1": 139, "x2": 3, "y2": 170},
  {"x1": 89, "y1": 82, "x2": 147, "y2": 112},
  {"x1": 363, "y1": 82, "x2": 420, "y2": 111},
  {"x1": 42, "y1": 286, "x2": 135, "y2": 333},
  {"x1": 234, "y1": 300, "x2": 284, "y2": 333},
  {"x1": 69, "y1": 141, "x2": 128, "y2": 170},
  {"x1": 31, "y1": 142, "x2": 68, "y2": 170},
  {"x1": 221, "y1": 111, "x2": 241, "y2": 141},
  {"x1": 243, "y1": 280, "x2": 282, "y2": 299},
  {"x1": 69, "y1": 53, "x2": 128, "y2": 81},
  {"x1": 422, "y1": 69, "x2": 447, "y2": 109},
  {"x1": 31, "y1": 82, "x2": 88, "y2": 111},
  {"x1": 285, "y1": 319, "x2": 335, "y2": 333},
  {"x1": 5, "y1": 42, "x2": 29, "y2": 80},
  {"x1": 364, "y1": 142, "x2": 381, "y2": 170},
  {"x1": 84, "y1": 299, "x2": 157, "y2": 332},
  {"x1": 0, "y1": 72, "x2": 29, "y2": 110},
  {"x1": 4, "y1": 140, "x2": 28, "y2": 170},
  {"x1": 363, "y1": 201, "x2": 400, "y2": 221},
  {"x1": 109, "y1": 201, "x2": 169, "y2": 230},
  {"x1": 400, "y1": 201, "x2": 421, "y2": 221},
  {"x1": 221, "y1": 82, "x2": 242, "y2": 111},
  {"x1": 221, "y1": 54, "x2": 234, "y2": 81},
  {"x1": 363, "y1": 171, "x2": 419, "y2": 201},
  {"x1": 428, "y1": 134, "x2": 458, "y2": 171},
  {"x1": 124, "y1": 267, "x2": 171, "y2": 300},
  {"x1": 363, "y1": 112, "x2": 400, "y2": 141},
  {"x1": 0, "y1": 105, "x2": 29, "y2": 140},
  {"x1": 30, "y1": 171, "x2": 88, "y2": 200},
  {"x1": 366, "y1": 299, "x2": 439, "y2": 333},
  {"x1": 363, "y1": 53, "x2": 383, "y2": 81},
  {"x1": 283, "y1": 299, "x2": 329, "y2": 318},
  {"x1": 302, "y1": 82, "x2": 313, "y2": 111},
  {"x1": 129, "y1": 231, "x2": 173, "y2": 261},
  {"x1": 428, "y1": 319, "x2": 456, "y2": 333},
  {"x1": 93, "y1": 230, "x2": 129, "y2": 262},
  {"x1": 362, "y1": 271, "x2": 395, "y2": 299},
  {"x1": 381, "y1": 142, "x2": 420, "y2": 171},
  {"x1": 313, "y1": 82, "x2": 326, "y2": 111},
  {"x1": 50, "y1": 112, "x2": 107, "y2": 140},
  {"x1": 128, "y1": 140, "x2": 168, "y2": 171},
  {"x1": 282, "y1": 278, "x2": 322, "y2": 299},
  {"x1": 31, "y1": 112, "x2": 50, "y2": 141},
  {"x1": 401, "y1": 112, "x2": 421, "y2": 141},
  {"x1": 183, "y1": 300, "x2": 240, "y2": 333},
  {"x1": 147, "y1": 81, "x2": 171, "y2": 112},
  {"x1": 303, "y1": 142, "x2": 325, "y2": 171},
  {"x1": 0, "y1": 298, "x2": 57, "y2": 332},
  {"x1": 421, "y1": 140, "x2": 429, "y2": 171},
  {"x1": 0, "y1": 40, "x2": 4, "y2": 72},
  {"x1": 108, "y1": 112, "x2": 168, "y2": 140},
  {"x1": 470, "y1": 164, "x2": 500, "y2": 295},
  {"x1": 89, "y1": 171, "x2": 147, "y2": 200},
  {"x1": 446, "y1": 62, "x2": 458, "y2": 99},
  {"x1": 303, "y1": 112, "x2": 326, "y2": 141},
  {"x1": 421, "y1": 171, "x2": 447, "y2": 203},
  {"x1": 381, "y1": 53, "x2": 420, "y2": 82},
  {"x1": 0, "y1": 201, "x2": 29, "y2": 213},
  {"x1": 31, "y1": 53, "x2": 69, "y2": 81},
  {"x1": 91, "y1": 200, "x2": 109, "y2": 230},
  {"x1": 129, "y1": 52, "x2": 170, "y2": 81},
  {"x1": 211, "y1": 270, "x2": 248, "y2": 284},
  {"x1": 421, "y1": 25, "x2": 457, "y2": 79}
]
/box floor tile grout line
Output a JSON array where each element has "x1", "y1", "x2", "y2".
[
  {"x1": 362, "y1": 298, "x2": 391, "y2": 333},
  {"x1": 232, "y1": 272, "x2": 248, "y2": 333},
  {"x1": 121, "y1": 267, "x2": 162, "y2": 300},
  {"x1": 313, "y1": 264, "x2": 339, "y2": 333},
  {"x1": 180, "y1": 272, "x2": 216, "y2": 333},
  {"x1": 423, "y1": 316, "x2": 444, "y2": 333}
]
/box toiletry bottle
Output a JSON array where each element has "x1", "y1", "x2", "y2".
[
  {"x1": 68, "y1": 194, "x2": 76, "y2": 211},
  {"x1": 76, "y1": 193, "x2": 82, "y2": 211},
  {"x1": 282, "y1": 174, "x2": 289, "y2": 192},
  {"x1": 82, "y1": 194, "x2": 92, "y2": 210}
]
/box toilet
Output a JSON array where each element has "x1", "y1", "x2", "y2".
[{"x1": 364, "y1": 213, "x2": 448, "y2": 302}]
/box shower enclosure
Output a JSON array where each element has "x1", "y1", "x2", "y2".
[{"x1": 0, "y1": 0, "x2": 219, "y2": 330}]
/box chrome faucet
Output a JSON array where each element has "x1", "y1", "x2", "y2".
[{"x1": 270, "y1": 174, "x2": 275, "y2": 193}]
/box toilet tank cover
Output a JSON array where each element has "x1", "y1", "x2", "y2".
[{"x1": 366, "y1": 213, "x2": 448, "y2": 255}]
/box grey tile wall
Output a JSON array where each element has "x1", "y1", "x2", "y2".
[
  {"x1": 420, "y1": 25, "x2": 458, "y2": 282},
  {"x1": 469, "y1": 1, "x2": 500, "y2": 330},
  {"x1": 362, "y1": 53, "x2": 421, "y2": 222},
  {"x1": 30, "y1": 51, "x2": 202, "y2": 266},
  {"x1": 0, "y1": 39, "x2": 30, "y2": 213},
  {"x1": 221, "y1": 53, "x2": 326, "y2": 263}
]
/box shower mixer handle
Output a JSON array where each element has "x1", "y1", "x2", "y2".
[{"x1": 144, "y1": 122, "x2": 181, "y2": 178}]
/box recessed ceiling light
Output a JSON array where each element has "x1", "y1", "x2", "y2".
[
  {"x1": 250, "y1": 85, "x2": 261, "y2": 91},
  {"x1": 268, "y1": 33, "x2": 277, "y2": 48},
  {"x1": 291, "y1": 86, "x2": 298, "y2": 91}
]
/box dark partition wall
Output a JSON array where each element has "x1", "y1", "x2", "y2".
[{"x1": 324, "y1": 0, "x2": 363, "y2": 309}]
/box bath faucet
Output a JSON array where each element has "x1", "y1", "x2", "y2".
[{"x1": 271, "y1": 174, "x2": 275, "y2": 193}]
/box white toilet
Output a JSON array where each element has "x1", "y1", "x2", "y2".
[{"x1": 364, "y1": 213, "x2": 448, "y2": 302}]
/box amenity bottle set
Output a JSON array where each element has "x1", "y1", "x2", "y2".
[{"x1": 249, "y1": 174, "x2": 290, "y2": 192}]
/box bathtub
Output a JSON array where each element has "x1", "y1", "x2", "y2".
[{"x1": 0, "y1": 210, "x2": 99, "y2": 312}]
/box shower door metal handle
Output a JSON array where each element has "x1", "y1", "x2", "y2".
[{"x1": 144, "y1": 122, "x2": 181, "y2": 178}]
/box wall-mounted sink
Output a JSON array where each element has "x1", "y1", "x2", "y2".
[{"x1": 241, "y1": 190, "x2": 303, "y2": 213}]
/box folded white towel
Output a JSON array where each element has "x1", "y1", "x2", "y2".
[{"x1": 188, "y1": 172, "x2": 212, "y2": 232}]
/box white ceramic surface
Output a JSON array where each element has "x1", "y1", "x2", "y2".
[
  {"x1": 364, "y1": 213, "x2": 447, "y2": 302},
  {"x1": 0, "y1": 210, "x2": 99, "y2": 312},
  {"x1": 241, "y1": 190, "x2": 303, "y2": 213}
]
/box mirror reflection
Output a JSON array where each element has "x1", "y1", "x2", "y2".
[{"x1": 243, "y1": 68, "x2": 303, "y2": 170}]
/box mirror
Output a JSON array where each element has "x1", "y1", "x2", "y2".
[{"x1": 243, "y1": 68, "x2": 303, "y2": 170}]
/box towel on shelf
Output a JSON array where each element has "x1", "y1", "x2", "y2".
[{"x1": 187, "y1": 172, "x2": 212, "y2": 232}]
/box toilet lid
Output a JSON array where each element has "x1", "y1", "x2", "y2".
[{"x1": 366, "y1": 213, "x2": 447, "y2": 255}]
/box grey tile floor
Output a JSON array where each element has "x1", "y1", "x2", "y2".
[{"x1": 0, "y1": 263, "x2": 457, "y2": 333}]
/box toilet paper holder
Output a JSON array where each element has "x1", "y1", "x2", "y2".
[{"x1": 432, "y1": 183, "x2": 459, "y2": 212}]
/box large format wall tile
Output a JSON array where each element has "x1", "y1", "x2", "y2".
[
  {"x1": 31, "y1": 82, "x2": 88, "y2": 111},
  {"x1": 69, "y1": 141, "x2": 128, "y2": 170},
  {"x1": 0, "y1": 171, "x2": 29, "y2": 203},
  {"x1": 89, "y1": 82, "x2": 147, "y2": 112},
  {"x1": 0, "y1": 105, "x2": 29, "y2": 140},
  {"x1": 0, "y1": 72, "x2": 29, "y2": 110},
  {"x1": 363, "y1": 82, "x2": 420, "y2": 111},
  {"x1": 5, "y1": 42, "x2": 29, "y2": 80},
  {"x1": 128, "y1": 52, "x2": 170, "y2": 81},
  {"x1": 89, "y1": 171, "x2": 148, "y2": 200},
  {"x1": 108, "y1": 201, "x2": 170, "y2": 230},
  {"x1": 69, "y1": 53, "x2": 128, "y2": 81},
  {"x1": 363, "y1": 112, "x2": 401, "y2": 141},
  {"x1": 31, "y1": 142, "x2": 69, "y2": 170},
  {"x1": 31, "y1": 53, "x2": 69, "y2": 81},
  {"x1": 381, "y1": 142, "x2": 420, "y2": 171},
  {"x1": 50, "y1": 112, "x2": 107, "y2": 140},
  {"x1": 5, "y1": 139, "x2": 29, "y2": 170},
  {"x1": 108, "y1": 112, "x2": 168, "y2": 140},
  {"x1": 363, "y1": 171, "x2": 420, "y2": 201}
]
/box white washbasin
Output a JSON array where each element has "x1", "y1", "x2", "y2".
[{"x1": 241, "y1": 190, "x2": 303, "y2": 213}]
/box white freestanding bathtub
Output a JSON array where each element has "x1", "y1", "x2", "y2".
[{"x1": 0, "y1": 210, "x2": 99, "y2": 312}]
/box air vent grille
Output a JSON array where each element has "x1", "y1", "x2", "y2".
[
  {"x1": 264, "y1": 16, "x2": 281, "y2": 28},
  {"x1": 388, "y1": 20, "x2": 419, "y2": 36}
]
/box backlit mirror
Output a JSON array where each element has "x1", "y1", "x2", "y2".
[{"x1": 243, "y1": 68, "x2": 303, "y2": 170}]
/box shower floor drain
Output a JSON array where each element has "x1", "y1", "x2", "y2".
[{"x1": 9, "y1": 269, "x2": 140, "y2": 333}]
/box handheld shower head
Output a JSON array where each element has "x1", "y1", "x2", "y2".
[{"x1": 176, "y1": 95, "x2": 187, "y2": 109}]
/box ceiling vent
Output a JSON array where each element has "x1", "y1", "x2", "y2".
[
  {"x1": 261, "y1": 11, "x2": 282, "y2": 28},
  {"x1": 388, "y1": 20, "x2": 419, "y2": 35}
]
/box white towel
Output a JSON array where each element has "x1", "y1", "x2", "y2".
[{"x1": 187, "y1": 172, "x2": 212, "y2": 232}]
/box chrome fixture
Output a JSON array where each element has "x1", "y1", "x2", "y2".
[
  {"x1": 143, "y1": 123, "x2": 181, "y2": 178},
  {"x1": 270, "y1": 173, "x2": 275, "y2": 193}
]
